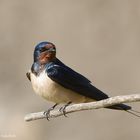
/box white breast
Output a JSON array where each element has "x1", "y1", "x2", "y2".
[{"x1": 30, "y1": 70, "x2": 89, "y2": 104}]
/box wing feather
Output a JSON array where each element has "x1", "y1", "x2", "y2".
[{"x1": 46, "y1": 63, "x2": 109, "y2": 100}]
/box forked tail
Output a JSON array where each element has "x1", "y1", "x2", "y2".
[{"x1": 106, "y1": 103, "x2": 140, "y2": 117}]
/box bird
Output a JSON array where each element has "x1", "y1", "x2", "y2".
[{"x1": 26, "y1": 41, "x2": 140, "y2": 119}]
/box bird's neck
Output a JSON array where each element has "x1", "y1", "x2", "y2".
[
  {"x1": 31, "y1": 58, "x2": 58, "y2": 76},
  {"x1": 31, "y1": 62, "x2": 43, "y2": 76}
]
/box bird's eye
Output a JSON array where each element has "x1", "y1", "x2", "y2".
[{"x1": 40, "y1": 48, "x2": 47, "y2": 52}]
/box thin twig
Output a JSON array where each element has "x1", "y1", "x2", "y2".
[{"x1": 24, "y1": 94, "x2": 140, "y2": 122}]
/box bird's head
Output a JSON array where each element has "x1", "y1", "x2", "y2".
[{"x1": 33, "y1": 42, "x2": 56, "y2": 64}]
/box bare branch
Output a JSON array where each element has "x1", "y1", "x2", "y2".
[{"x1": 24, "y1": 94, "x2": 140, "y2": 122}]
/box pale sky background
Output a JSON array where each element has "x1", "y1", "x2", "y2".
[{"x1": 0, "y1": 0, "x2": 140, "y2": 140}]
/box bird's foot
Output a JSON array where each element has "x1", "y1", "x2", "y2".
[
  {"x1": 59, "y1": 102, "x2": 72, "y2": 117},
  {"x1": 43, "y1": 103, "x2": 58, "y2": 120}
]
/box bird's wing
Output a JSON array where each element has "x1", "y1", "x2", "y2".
[
  {"x1": 46, "y1": 64, "x2": 108, "y2": 100},
  {"x1": 26, "y1": 71, "x2": 31, "y2": 81}
]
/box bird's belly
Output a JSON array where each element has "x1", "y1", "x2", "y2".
[{"x1": 30, "y1": 71, "x2": 87, "y2": 103}]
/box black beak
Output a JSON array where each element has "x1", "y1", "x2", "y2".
[{"x1": 48, "y1": 48, "x2": 56, "y2": 52}]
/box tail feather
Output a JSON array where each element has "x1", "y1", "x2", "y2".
[
  {"x1": 106, "y1": 103, "x2": 140, "y2": 118},
  {"x1": 106, "y1": 103, "x2": 131, "y2": 110},
  {"x1": 125, "y1": 110, "x2": 140, "y2": 117}
]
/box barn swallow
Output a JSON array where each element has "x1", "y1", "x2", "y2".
[{"x1": 26, "y1": 41, "x2": 140, "y2": 119}]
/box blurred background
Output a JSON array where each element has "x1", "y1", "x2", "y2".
[{"x1": 0, "y1": 0, "x2": 140, "y2": 140}]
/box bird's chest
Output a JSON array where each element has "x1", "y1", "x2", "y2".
[{"x1": 30, "y1": 71, "x2": 57, "y2": 100}]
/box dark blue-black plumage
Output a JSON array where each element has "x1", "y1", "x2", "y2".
[{"x1": 46, "y1": 59, "x2": 108, "y2": 100}]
